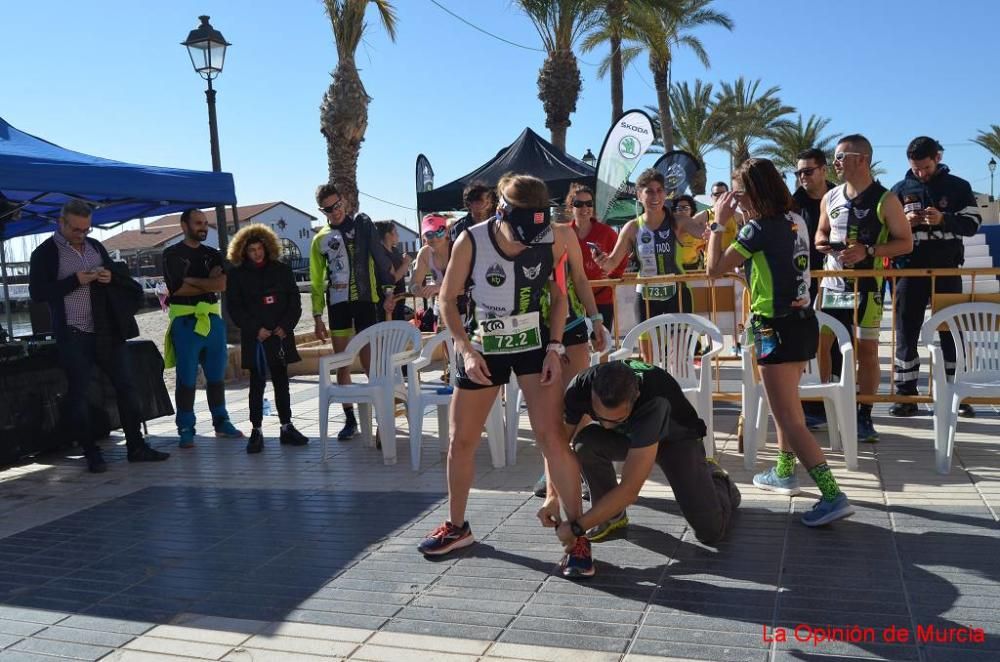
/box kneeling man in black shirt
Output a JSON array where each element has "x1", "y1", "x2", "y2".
[{"x1": 549, "y1": 360, "x2": 741, "y2": 553}]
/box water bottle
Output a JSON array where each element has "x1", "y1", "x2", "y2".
[{"x1": 262, "y1": 398, "x2": 272, "y2": 416}]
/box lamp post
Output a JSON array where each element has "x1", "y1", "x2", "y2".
[
  {"x1": 582, "y1": 148, "x2": 597, "y2": 168},
  {"x1": 989, "y1": 157, "x2": 996, "y2": 201},
  {"x1": 182, "y1": 15, "x2": 232, "y2": 254}
]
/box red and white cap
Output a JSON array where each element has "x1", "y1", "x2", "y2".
[{"x1": 421, "y1": 214, "x2": 448, "y2": 234}]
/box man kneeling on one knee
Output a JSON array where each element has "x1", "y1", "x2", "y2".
[{"x1": 544, "y1": 360, "x2": 741, "y2": 547}]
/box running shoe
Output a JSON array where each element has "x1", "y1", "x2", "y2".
[
  {"x1": 560, "y1": 536, "x2": 595, "y2": 579},
  {"x1": 280, "y1": 424, "x2": 309, "y2": 446},
  {"x1": 587, "y1": 512, "x2": 629, "y2": 542},
  {"x1": 215, "y1": 420, "x2": 245, "y2": 439},
  {"x1": 246, "y1": 429, "x2": 264, "y2": 454},
  {"x1": 801, "y1": 493, "x2": 855, "y2": 527},
  {"x1": 418, "y1": 521, "x2": 474, "y2": 556},
  {"x1": 889, "y1": 402, "x2": 919, "y2": 417},
  {"x1": 337, "y1": 420, "x2": 358, "y2": 441},
  {"x1": 752, "y1": 467, "x2": 802, "y2": 496},
  {"x1": 857, "y1": 413, "x2": 880, "y2": 443},
  {"x1": 84, "y1": 448, "x2": 107, "y2": 474},
  {"x1": 959, "y1": 403, "x2": 975, "y2": 418},
  {"x1": 804, "y1": 413, "x2": 828, "y2": 430},
  {"x1": 531, "y1": 475, "x2": 590, "y2": 501}
]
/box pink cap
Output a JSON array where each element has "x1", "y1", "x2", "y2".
[{"x1": 421, "y1": 214, "x2": 447, "y2": 234}]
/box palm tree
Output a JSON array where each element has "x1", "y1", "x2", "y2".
[
  {"x1": 761, "y1": 114, "x2": 839, "y2": 176},
  {"x1": 972, "y1": 125, "x2": 1000, "y2": 158},
  {"x1": 581, "y1": 0, "x2": 673, "y2": 124},
  {"x1": 714, "y1": 76, "x2": 795, "y2": 166},
  {"x1": 645, "y1": 79, "x2": 722, "y2": 194},
  {"x1": 516, "y1": 0, "x2": 600, "y2": 151},
  {"x1": 595, "y1": 0, "x2": 732, "y2": 151},
  {"x1": 320, "y1": 0, "x2": 398, "y2": 213}
]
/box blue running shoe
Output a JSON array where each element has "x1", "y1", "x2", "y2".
[
  {"x1": 214, "y1": 419, "x2": 245, "y2": 439},
  {"x1": 804, "y1": 413, "x2": 827, "y2": 431},
  {"x1": 560, "y1": 536, "x2": 595, "y2": 579},
  {"x1": 857, "y1": 413, "x2": 880, "y2": 443},
  {"x1": 178, "y1": 428, "x2": 195, "y2": 449},
  {"x1": 418, "y1": 521, "x2": 474, "y2": 556},
  {"x1": 752, "y1": 467, "x2": 802, "y2": 496},
  {"x1": 801, "y1": 493, "x2": 855, "y2": 527}
]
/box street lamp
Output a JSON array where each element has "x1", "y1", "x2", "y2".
[
  {"x1": 182, "y1": 15, "x2": 232, "y2": 254},
  {"x1": 989, "y1": 157, "x2": 996, "y2": 201},
  {"x1": 582, "y1": 148, "x2": 596, "y2": 168}
]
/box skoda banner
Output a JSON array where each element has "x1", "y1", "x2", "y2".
[
  {"x1": 652, "y1": 150, "x2": 702, "y2": 199},
  {"x1": 594, "y1": 109, "x2": 655, "y2": 222},
  {"x1": 415, "y1": 154, "x2": 434, "y2": 211}
]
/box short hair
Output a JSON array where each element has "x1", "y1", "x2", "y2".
[
  {"x1": 907, "y1": 136, "x2": 943, "y2": 161},
  {"x1": 374, "y1": 220, "x2": 396, "y2": 240},
  {"x1": 463, "y1": 180, "x2": 495, "y2": 206},
  {"x1": 179, "y1": 208, "x2": 203, "y2": 226},
  {"x1": 61, "y1": 200, "x2": 93, "y2": 220},
  {"x1": 593, "y1": 361, "x2": 639, "y2": 408},
  {"x1": 672, "y1": 194, "x2": 697, "y2": 211},
  {"x1": 734, "y1": 158, "x2": 795, "y2": 218},
  {"x1": 636, "y1": 168, "x2": 665, "y2": 190},
  {"x1": 837, "y1": 134, "x2": 873, "y2": 158},
  {"x1": 710, "y1": 181, "x2": 729, "y2": 191},
  {"x1": 796, "y1": 148, "x2": 827, "y2": 166},
  {"x1": 315, "y1": 183, "x2": 340, "y2": 204}
]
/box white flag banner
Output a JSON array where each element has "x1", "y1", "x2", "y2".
[{"x1": 594, "y1": 109, "x2": 655, "y2": 222}]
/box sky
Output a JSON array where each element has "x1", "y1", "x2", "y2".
[{"x1": 3, "y1": 0, "x2": 1000, "y2": 258}]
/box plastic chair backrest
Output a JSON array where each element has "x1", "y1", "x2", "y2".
[
  {"x1": 923, "y1": 303, "x2": 1000, "y2": 381},
  {"x1": 620, "y1": 313, "x2": 721, "y2": 382},
  {"x1": 347, "y1": 321, "x2": 421, "y2": 380},
  {"x1": 804, "y1": 311, "x2": 853, "y2": 381}
]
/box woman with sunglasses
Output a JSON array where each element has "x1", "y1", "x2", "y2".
[
  {"x1": 418, "y1": 173, "x2": 596, "y2": 579},
  {"x1": 565, "y1": 183, "x2": 623, "y2": 332},
  {"x1": 706, "y1": 158, "x2": 855, "y2": 527},
  {"x1": 409, "y1": 214, "x2": 462, "y2": 329}
]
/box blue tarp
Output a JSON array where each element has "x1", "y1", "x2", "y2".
[{"x1": 0, "y1": 116, "x2": 237, "y2": 240}]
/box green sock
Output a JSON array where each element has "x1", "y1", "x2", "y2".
[
  {"x1": 775, "y1": 451, "x2": 797, "y2": 478},
  {"x1": 808, "y1": 462, "x2": 842, "y2": 502}
]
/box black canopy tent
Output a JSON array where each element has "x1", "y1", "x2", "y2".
[{"x1": 417, "y1": 128, "x2": 595, "y2": 212}]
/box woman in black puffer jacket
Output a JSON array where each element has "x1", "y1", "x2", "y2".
[{"x1": 226, "y1": 224, "x2": 308, "y2": 453}]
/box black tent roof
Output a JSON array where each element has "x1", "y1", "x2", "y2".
[{"x1": 417, "y1": 128, "x2": 595, "y2": 211}]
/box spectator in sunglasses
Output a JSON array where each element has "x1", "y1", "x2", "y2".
[
  {"x1": 564, "y1": 183, "x2": 623, "y2": 332},
  {"x1": 409, "y1": 214, "x2": 470, "y2": 329},
  {"x1": 449, "y1": 180, "x2": 497, "y2": 243}
]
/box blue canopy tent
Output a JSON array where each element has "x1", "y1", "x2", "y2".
[{"x1": 0, "y1": 116, "x2": 237, "y2": 337}]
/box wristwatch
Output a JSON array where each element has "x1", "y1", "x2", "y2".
[
  {"x1": 546, "y1": 342, "x2": 566, "y2": 356},
  {"x1": 569, "y1": 520, "x2": 586, "y2": 538},
  {"x1": 865, "y1": 244, "x2": 876, "y2": 258},
  {"x1": 709, "y1": 221, "x2": 725, "y2": 234}
]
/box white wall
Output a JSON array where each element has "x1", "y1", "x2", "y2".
[{"x1": 248, "y1": 204, "x2": 315, "y2": 260}]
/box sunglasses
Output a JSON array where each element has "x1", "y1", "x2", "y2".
[
  {"x1": 319, "y1": 201, "x2": 344, "y2": 214},
  {"x1": 794, "y1": 166, "x2": 821, "y2": 178},
  {"x1": 591, "y1": 411, "x2": 630, "y2": 427},
  {"x1": 423, "y1": 227, "x2": 446, "y2": 240},
  {"x1": 834, "y1": 151, "x2": 863, "y2": 163},
  {"x1": 674, "y1": 204, "x2": 693, "y2": 212},
  {"x1": 572, "y1": 199, "x2": 595, "y2": 208}
]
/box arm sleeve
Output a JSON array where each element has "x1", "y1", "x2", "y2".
[
  {"x1": 943, "y1": 180, "x2": 982, "y2": 237},
  {"x1": 279, "y1": 266, "x2": 303, "y2": 331},
  {"x1": 309, "y1": 233, "x2": 327, "y2": 316},
  {"x1": 28, "y1": 244, "x2": 79, "y2": 304},
  {"x1": 162, "y1": 249, "x2": 186, "y2": 294}
]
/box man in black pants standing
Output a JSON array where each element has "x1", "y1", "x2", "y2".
[
  {"x1": 792, "y1": 148, "x2": 838, "y2": 430},
  {"x1": 552, "y1": 360, "x2": 740, "y2": 546},
  {"x1": 890, "y1": 137, "x2": 981, "y2": 417}
]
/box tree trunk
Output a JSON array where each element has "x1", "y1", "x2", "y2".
[
  {"x1": 691, "y1": 162, "x2": 707, "y2": 195},
  {"x1": 320, "y1": 57, "x2": 369, "y2": 214},
  {"x1": 537, "y1": 49, "x2": 581, "y2": 153},
  {"x1": 608, "y1": 0, "x2": 625, "y2": 123},
  {"x1": 651, "y1": 58, "x2": 673, "y2": 152}
]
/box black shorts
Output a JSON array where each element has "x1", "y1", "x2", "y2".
[
  {"x1": 327, "y1": 301, "x2": 378, "y2": 336},
  {"x1": 564, "y1": 320, "x2": 589, "y2": 347},
  {"x1": 455, "y1": 329, "x2": 551, "y2": 390},
  {"x1": 597, "y1": 303, "x2": 615, "y2": 334},
  {"x1": 635, "y1": 286, "x2": 693, "y2": 322},
  {"x1": 752, "y1": 311, "x2": 819, "y2": 365}
]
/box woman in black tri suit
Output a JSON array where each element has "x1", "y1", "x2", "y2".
[{"x1": 418, "y1": 174, "x2": 597, "y2": 577}]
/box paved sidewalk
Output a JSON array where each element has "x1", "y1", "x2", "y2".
[{"x1": 1, "y1": 376, "x2": 999, "y2": 662}]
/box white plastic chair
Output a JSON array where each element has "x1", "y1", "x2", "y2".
[
  {"x1": 740, "y1": 311, "x2": 858, "y2": 471},
  {"x1": 921, "y1": 302, "x2": 1000, "y2": 474},
  {"x1": 503, "y1": 324, "x2": 614, "y2": 465},
  {"x1": 407, "y1": 329, "x2": 506, "y2": 471},
  {"x1": 609, "y1": 313, "x2": 723, "y2": 458},
  {"x1": 318, "y1": 321, "x2": 421, "y2": 465}
]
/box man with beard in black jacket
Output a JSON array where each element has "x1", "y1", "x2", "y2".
[{"x1": 890, "y1": 137, "x2": 981, "y2": 417}]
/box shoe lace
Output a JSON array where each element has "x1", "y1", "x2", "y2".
[
  {"x1": 570, "y1": 536, "x2": 591, "y2": 560},
  {"x1": 430, "y1": 522, "x2": 460, "y2": 540}
]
